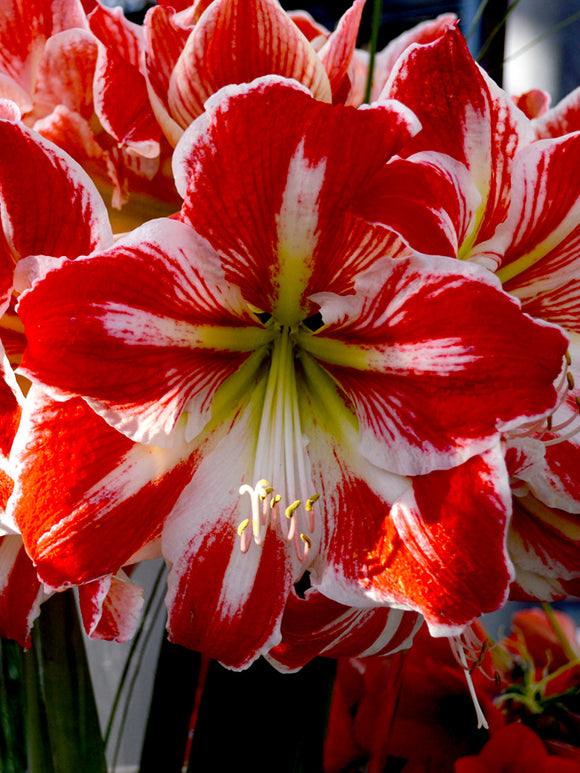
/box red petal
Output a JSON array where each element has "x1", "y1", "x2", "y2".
[
  {"x1": 78, "y1": 571, "x2": 144, "y2": 642},
  {"x1": 0, "y1": 119, "x2": 113, "y2": 268},
  {"x1": 267, "y1": 589, "x2": 421, "y2": 671},
  {"x1": 383, "y1": 25, "x2": 532, "y2": 251},
  {"x1": 164, "y1": 401, "x2": 296, "y2": 667},
  {"x1": 316, "y1": 445, "x2": 514, "y2": 634},
  {"x1": 166, "y1": 0, "x2": 332, "y2": 127},
  {"x1": 18, "y1": 219, "x2": 270, "y2": 446},
  {"x1": 9, "y1": 387, "x2": 194, "y2": 589},
  {"x1": 177, "y1": 77, "x2": 420, "y2": 316},
  {"x1": 0, "y1": 535, "x2": 43, "y2": 648},
  {"x1": 318, "y1": 0, "x2": 365, "y2": 104},
  {"x1": 303, "y1": 254, "x2": 568, "y2": 476}
]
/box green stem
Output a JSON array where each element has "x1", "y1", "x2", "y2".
[
  {"x1": 26, "y1": 591, "x2": 107, "y2": 773},
  {"x1": 363, "y1": 0, "x2": 383, "y2": 104}
]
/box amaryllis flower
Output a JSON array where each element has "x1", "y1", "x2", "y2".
[
  {"x1": 376, "y1": 24, "x2": 580, "y2": 602},
  {"x1": 0, "y1": 0, "x2": 179, "y2": 222},
  {"x1": 11, "y1": 77, "x2": 568, "y2": 667}
]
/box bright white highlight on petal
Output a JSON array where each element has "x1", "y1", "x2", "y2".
[{"x1": 274, "y1": 139, "x2": 326, "y2": 326}]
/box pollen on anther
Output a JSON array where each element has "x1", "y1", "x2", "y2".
[
  {"x1": 567, "y1": 371, "x2": 575, "y2": 390},
  {"x1": 237, "y1": 518, "x2": 250, "y2": 536},
  {"x1": 305, "y1": 494, "x2": 320, "y2": 511},
  {"x1": 271, "y1": 494, "x2": 281, "y2": 508},
  {"x1": 285, "y1": 500, "x2": 301, "y2": 518}
]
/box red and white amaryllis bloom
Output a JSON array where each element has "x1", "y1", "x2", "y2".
[
  {"x1": 378, "y1": 24, "x2": 580, "y2": 602},
  {"x1": 11, "y1": 78, "x2": 568, "y2": 667}
]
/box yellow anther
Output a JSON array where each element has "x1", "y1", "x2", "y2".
[
  {"x1": 270, "y1": 494, "x2": 281, "y2": 508},
  {"x1": 285, "y1": 500, "x2": 301, "y2": 518},
  {"x1": 237, "y1": 518, "x2": 250, "y2": 536},
  {"x1": 305, "y1": 494, "x2": 320, "y2": 511},
  {"x1": 566, "y1": 350, "x2": 572, "y2": 366},
  {"x1": 576, "y1": 396, "x2": 580, "y2": 411},
  {"x1": 300, "y1": 533, "x2": 312, "y2": 547},
  {"x1": 567, "y1": 372, "x2": 575, "y2": 390}
]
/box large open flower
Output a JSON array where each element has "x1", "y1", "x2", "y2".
[{"x1": 11, "y1": 78, "x2": 568, "y2": 667}]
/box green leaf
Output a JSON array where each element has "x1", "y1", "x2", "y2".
[{"x1": 26, "y1": 591, "x2": 107, "y2": 773}]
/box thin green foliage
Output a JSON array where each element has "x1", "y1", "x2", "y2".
[
  {"x1": 476, "y1": 0, "x2": 521, "y2": 62},
  {"x1": 363, "y1": 0, "x2": 383, "y2": 104},
  {"x1": 104, "y1": 562, "x2": 166, "y2": 749},
  {"x1": 110, "y1": 581, "x2": 167, "y2": 772}
]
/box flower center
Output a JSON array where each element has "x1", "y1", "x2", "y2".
[{"x1": 236, "y1": 326, "x2": 318, "y2": 561}]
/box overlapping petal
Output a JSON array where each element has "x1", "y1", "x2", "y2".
[
  {"x1": 175, "y1": 76, "x2": 473, "y2": 315},
  {"x1": 17, "y1": 219, "x2": 273, "y2": 447},
  {"x1": 165, "y1": 0, "x2": 332, "y2": 131},
  {"x1": 300, "y1": 254, "x2": 568, "y2": 476},
  {"x1": 0, "y1": 535, "x2": 44, "y2": 647},
  {"x1": 382, "y1": 25, "x2": 532, "y2": 256},
  {"x1": 8, "y1": 387, "x2": 192, "y2": 590},
  {"x1": 77, "y1": 571, "x2": 144, "y2": 643},
  {"x1": 267, "y1": 589, "x2": 422, "y2": 671}
]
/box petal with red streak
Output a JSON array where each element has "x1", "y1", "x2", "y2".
[
  {"x1": 8, "y1": 386, "x2": 195, "y2": 590},
  {"x1": 78, "y1": 571, "x2": 144, "y2": 642},
  {"x1": 163, "y1": 395, "x2": 298, "y2": 669},
  {"x1": 300, "y1": 254, "x2": 568, "y2": 476},
  {"x1": 166, "y1": 0, "x2": 332, "y2": 128},
  {"x1": 475, "y1": 133, "x2": 580, "y2": 335},
  {"x1": 317, "y1": 0, "x2": 365, "y2": 104},
  {"x1": 18, "y1": 219, "x2": 272, "y2": 447},
  {"x1": 267, "y1": 588, "x2": 422, "y2": 672},
  {"x1": 0, "y1": 118, "x2": 113, "y2": 280},
  {"x1": 382, "y1": 25, "x2": 532, "y2": 253},
  {"x1": 175, "y1": 77, "x2": 421, "y2": 315},
  {"x1": 314, "y1": 443, "x2": 514, "y2": 635},
  {"x1": 93, "y1": 42, "x2": 161, "y2": 158},
  {"x1": 508, "y1": 494, "x2": 580, "y2": 602},
  {"x1": 0, "y1": 535, "x2": 43, "y2": 648}
]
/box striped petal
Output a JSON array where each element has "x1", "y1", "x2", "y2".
[
  {"x1": 17, "y1": 219, "x2": 272, "y2": 447},
  {"x1": 8, "y1": 387, "x2": 192, "y2": 590},
  {"x1": 299, "y1": 254, "x2": 568, "y2": 476},
  {"x1": 317, "y1": 0, "x2": 365, "y2": 104},
  {"x1": 508, "y1": 494, "x2": 580, "y2": 601},
  {"x1": 296, "y1": 359, "x2": 514, "y2": 634},
  {"x1": 166, "y1": 0, "x2": 332, "y2": 129},
  {"x1": 315, "y1": 443, "x2": 514, "y2": 635},
  {"x1": 175, "y1": 76, "x2": 421, "y2": 320},
  {"x1": 163, "y1": 393, "x2": 301, "y2": 668},
  {"x1": 382, "y1": 25, "x2": 532, "y2": 256},
  {"x1": 476, "y1": 133, "x2": 580, "y2": 335},
  {"x1": 0, "y1": 118, "x2": 112, "y2": 278},
  {"x1": 267, "y1": 589, "x2": 422, "y2": 672},
  {"x1": 78, "y1": 571, "x2": 144, "y2": 643}
]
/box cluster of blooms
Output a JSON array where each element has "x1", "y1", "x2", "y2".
[
  {"x1": 325, "y1": 607, "x2": 580, "y2": 770},
  {"x1": 0, "y1": 0, "x2": 579, "y2": 707}
]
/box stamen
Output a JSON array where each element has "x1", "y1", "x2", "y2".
[
  {"x1": 305, "y1": 493, "x2": 320, "y2": 531},
  {"x1": 285, "y1": 500, "x2": 301, "y2": 518},
  {"x1": 448, "y1": 635, "x2": 489, "y2": 730},
  {"x1": 299, "y1": 533, "x2": 312, "y2": 562}
]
